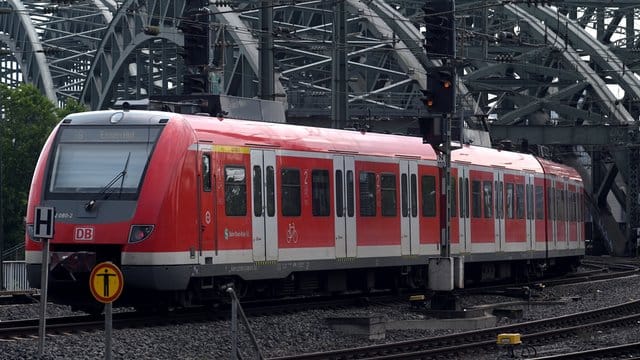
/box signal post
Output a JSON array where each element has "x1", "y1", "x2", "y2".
[{"x1": 420, "y1": 0, "x2": 464, "y2": 311}]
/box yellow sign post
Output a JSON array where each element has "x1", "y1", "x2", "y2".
[{"x1": 89, "y1": 262, "x2": 123, "y2": 360}]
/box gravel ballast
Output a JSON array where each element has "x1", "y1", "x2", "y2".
[{"x1": 2, "y1": 271, "x2": 640, "y2": 360}]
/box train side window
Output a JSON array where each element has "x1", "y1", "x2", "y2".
[
  {"x1": 471, "y1": 180, "x2": 481, "y2": 218},
  {"x1": 560, "y1": 189, "x2": 566, "y2": 221},
  {"x1": 495, "y1": 180, "x2": 504, "y2": 219},
  {"x1": 202, "y1": 154, "x2": 211, "y2": 192},
  {"x1": 578, "y1": 192, "x2": 583, "y2": 222},
  {"x1": 347, "y1": 170, "x2": 355, "y2": 217},
  {"x1": 381, "y1": 173, "x2": 397, "y2": 217},
  {"x1": 411, "y1": 174, "x2": 418, "y2": 218},
  {"x1": 459, "y1": 178, "x2": 465, "y2": 218},
  {"x1": 359, "y1": 171, "x2": 376, "y2": 216},
  {"x1": 401, "y1": 174, "x2": 408, "y2": 217},
  {"x1": 224, "y1": 166, "x2": 247, "y2": 216},
  {"x1": 253, "y1": 166, "x2": 262, "y2": 217},
  {"x1": 464, "y1": 178, "x2": 469, "y2": 218},
  {"x1": 526, "y1": 184, "x2": 534, "y2": 220},
  {"x1": 483, "y1": 181, "x2": 492, "y2": 218},
  {"x1": 281, "y1": 168, "x2": 301, "y2": 216},
  {"x1": 266, "y1": 166, "x2": 275, "y2": 217},
  {"x1": 335, "y1": 170, "x2": 344, "y2": 218},
  {"x1": 535, "y1": 185, "x2": 544, "y2": 220},
  {"x1": 516, "y1": 184, "x2": 525, "y2": 219},
  {"x1": 421, "y1": 175, "x2": 436, "y2": 217},
  {"x1": 450, "y1": 177, "x2": 457, "y2": 218},
  {"x1": 506, "y1": 183, "x2": 514, "y2": 219},
  {"x1": 312, "y1": 170, "x2": 330, "y2": 216},
  {"x1": 547, "y1": 187, "x2": 555, "y2": 220}
]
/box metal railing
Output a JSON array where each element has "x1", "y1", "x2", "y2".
[{"x1": 2, "y1": 260, "x2": 32, "y2": 292}]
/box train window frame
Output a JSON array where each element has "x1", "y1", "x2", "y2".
[
  {"x1": 224, "y1": 165, "x2": 247, "y2": 216},
  {"x1": 548, "y1": 187, "x2": 555, "y2": 220},
  {"x1": 281, "y1": 168, "x2": 301, "y2": 217},
  {"x1": 411, "y1": 174, "x2": 418, "y2": 218},
  {"x1": 401, "y1": 174, "x2": 408, "y2": 217},
  {"x1": 359, "y1": 171, "x2": 377, "y2": 217},
  {"x1": 346, "y1": 170, "x2": 355, "y2": 217},
  {"x1": 202, "y1": 153, "x2": 211, "y2": 192},
  {"x1": 471, "y1": 180, "x2": 481, "y2": 218},
  {"x1": 535, "y1": 185, "x2": 544, "y2": 220},
  {"x1": 526, "y1": 184, "x2": 534, "y2": 220},
  {"x1": 506, "y1": 183, "x2": 514, "y2": 219},
  {"x1": 495, "y1": 180, "x2": 504, "y2": 219},
  {"x1": 253, "y1": 165, "x2": 262, "y2": 217},
  {"x1": 459, "y1": 178, "x2": 469, "y2": 219},
  {"x1": 381, "y1": 173, "x2": 397, "y2": 217},
  {"x1": 335, "y1": 170, "x2": 344, "y2": 218},
  {"x1": 516, "y1": 183, "x2": 525, "y2": 219},
  {"x1": 483, "y1": 180, "x2": 493, "y2": 218},
  {"x1": 266, "y1": 166, "x2": 275, "y2": 217},
  {"x1": 311, "y1": 169, "x2": 330, "y2": 217},
  {"x1": 421, "y1": 175, "x2": 436, "y2": 217},
  {"x1": 450, "y1": 177, "x2": 457, "y2": 218}
]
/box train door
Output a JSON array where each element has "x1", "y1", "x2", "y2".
[
  {"x1": 399, "y1": 160, "x2": 419, "y2": 255},
  {"x1": 333, "y1": 156, "x2": 356, "y2": 258},
  {"x1": 457, "y1": 165, "x2": 471, "y2": 252},
  {"x1": 250, "y1": 149, "x2": 278, "y2": 261},
  {"x1": 525, "y1": 174, "x2": 536, "y2": 250},
  {"x1": 493, "y1": 170, "x2": 505, "y2": 251},
  {"x1": 198, "y1": 145, "x2": 215, "y2": 262}
]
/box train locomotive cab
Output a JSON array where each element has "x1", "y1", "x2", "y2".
[{"x1": 25, "y1": 110, "x2": 182, "y2": 310}]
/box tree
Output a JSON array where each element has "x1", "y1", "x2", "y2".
[{"x1": 0, "y1": 84, "x2": 87, "y2": 259}]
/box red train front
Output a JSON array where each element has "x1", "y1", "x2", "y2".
[{"x1": 25, "y1": 110, "x2": 584, "y2": 311}]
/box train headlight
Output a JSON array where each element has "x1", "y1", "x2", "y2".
[{"x1": 128, "y1": 225, "x2": 154, "y2": 243}]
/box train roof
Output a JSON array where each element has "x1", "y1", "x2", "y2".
[
  {"x1": 60, "y1": 110, "x2": 581, "y2": 180},
  {"x1": 183, "y1": 113, "x2": 559, "y2": 174},
  {"x1": 184, "y1": 113, "x2": 439, "y2": 160}
]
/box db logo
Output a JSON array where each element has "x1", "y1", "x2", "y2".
[{"x1": 74, "y1": 226, "x2": 95, "y2": 241}]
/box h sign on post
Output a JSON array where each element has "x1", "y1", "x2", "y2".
[{"x1": 34, "y1": 207, "x2": 55, "y2": 239}]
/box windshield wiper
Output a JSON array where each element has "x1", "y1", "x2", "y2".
[{"x1": 85, "y1": 152, "x2": 132, "y2": 211}]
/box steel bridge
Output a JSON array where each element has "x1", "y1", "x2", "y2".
[{"x1": 0, "y1": 0, "x2": 639, "y2": 255}]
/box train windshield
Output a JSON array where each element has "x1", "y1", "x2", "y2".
[{"x1": 47, "y1": 126, "x2": 162, "y2": 199}]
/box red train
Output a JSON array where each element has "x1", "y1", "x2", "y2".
[{"x1": 25, "y1": 110, "x2": 585, "y2": 310}]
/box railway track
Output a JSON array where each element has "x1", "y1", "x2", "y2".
[
  {"x1": 0, "y1": 310, "x2": 217, "y2": 340},
  {"x1": 0, "y1": 293, "x2": 395, "y2": 340},
  {"x1": 529, "y1": 342, "x2": 640, "y2": 359},
  {"x1": 269, "y1": 292, "x2": 640, "y2": 359}
]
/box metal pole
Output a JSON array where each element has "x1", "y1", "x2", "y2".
[
  {"x1": 259, "y1": 0, "x2": 274, "y2": 101},
  {"x1": 229, "y1": 288, "x2": 238, "y2": 360},
  {"x1": 37, "y1": 238, "x2": 50, "y2": 357},
  {"x1": 441, "y1": 115, "x2": 451, "y2": 258},
  {"x1": 105, "y1": 303, "x2": 112, "y2": 360},
  {"x1": 331, "y1": 0, "x2": 348, "y2": 129}
]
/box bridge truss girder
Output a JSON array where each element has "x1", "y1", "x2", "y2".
[{"x1": 3, "y1": 0, "x2": 640, "y2": 254}]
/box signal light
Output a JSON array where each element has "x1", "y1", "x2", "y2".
[
  {"x1": 424, "y1": 67, "x2": 455, "y2": 114},
  {"x1": 420, "y1": 90, "x2": 435, "y2": 109}
]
